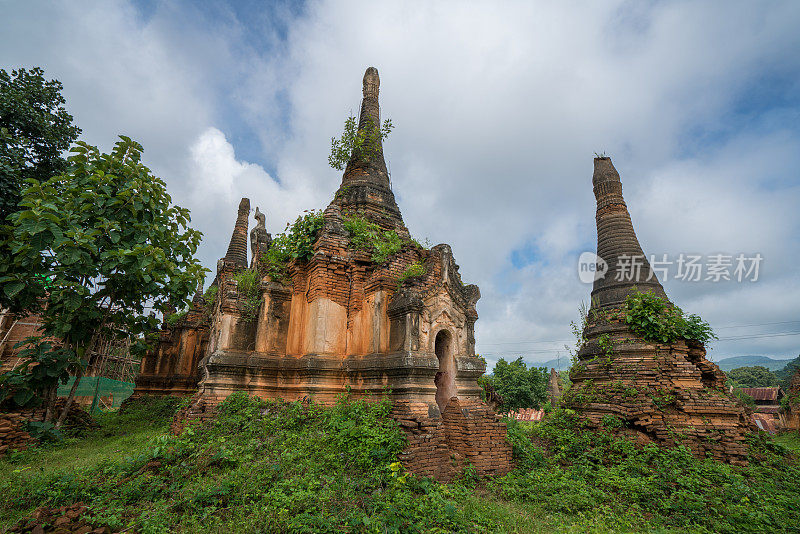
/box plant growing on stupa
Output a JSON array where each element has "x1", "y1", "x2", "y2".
[
  {"x1": 261, "y1": 210, "x2": 325, "y2": 283},
  {"x1": 232, "y1": 268, "x2": 262, "y2": 323},
  {"x1": 342, "y1": 212, "x2": 403, "y2": 263},
  {"x1": 328, "y1": 114, "x2": 393, "y2": 171},
  {"x1": 623, "y1": 290, "x2": 717, "y2": 345}
]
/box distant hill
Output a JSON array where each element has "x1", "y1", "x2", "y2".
[
  {"x1": 525, "y1": 355, "x2": 793, "y2": 373},
  {"x1": 713, "y1": 355, "x2": 793, "y2": 372},
  {"x1": 529, "y1": 357, "x2": 572, "y2": 371}
]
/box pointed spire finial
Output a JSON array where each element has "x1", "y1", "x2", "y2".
[
  {"x1": 330, "y1": 67, "x2": 404, "y2": 228},
  {"x1": 363, "y1": 66, "x2": 379, "y2": 99}
]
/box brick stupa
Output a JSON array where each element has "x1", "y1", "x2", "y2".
[
  {"x1": 564, "y1": 157, "x2": 754, "y2": 465},
  {"x1": 164, "y1": 68, "x2": 511, "y2": 481}
]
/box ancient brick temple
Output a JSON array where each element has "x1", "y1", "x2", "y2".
[
  {"x1": 130, "y1": 288, "x2": 209, "y2": 399},
  {"x1": 169, "y1": 67, "x2": 511, "y2": 480},
  {"x1": 564, "y1": 157, "x2": 755, "y2": 465}
]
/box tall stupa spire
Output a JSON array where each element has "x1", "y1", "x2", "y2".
[
  {"x1": 331, "y1": 67, "x2": 403, "y2": 229},
  {"x1": 223, "y1": 197, "x2": 250, "y2": 271},
  {"x1": 591, "y1": 157, "x2": 667, "y2": 308}
]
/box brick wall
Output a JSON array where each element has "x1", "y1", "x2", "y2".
[
  {"x1": 0, "y1": 412, "x2": 35, "y2": 456},
  {"x1": 392, "y1": 397, "x2": 513, "y2": 482}
]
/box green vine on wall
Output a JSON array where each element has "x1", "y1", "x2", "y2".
[
  {"x1": 597, "y1": 333, "x2": 614, "y2": 364},
  {"x1": 232, "y1": 269, "x2": 262, "y2": 323}
]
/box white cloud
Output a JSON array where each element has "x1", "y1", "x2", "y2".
[
  {"x1": 186, "y1": 127, "x2": 319, "y2": 271},
  {"x1": 3, "y1": 0, "x2": 799, "y2": 365}
]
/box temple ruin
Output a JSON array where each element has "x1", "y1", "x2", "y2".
[
  {"x1": 147, "y1": 67, "x2": 512, "y2": 480},
  {"x1": 130, "y1": 289, "x2": 209, "y2": 399},
  {"x1": 563, "y1": 157, "x2": 755, "y2": 465}
]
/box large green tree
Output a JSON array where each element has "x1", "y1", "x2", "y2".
[
  {"x1": 726, "y1": 366, "x2": 780, "y2": 388},
  {"x1": 0, "y1": 67, "x2": 81, "y2": 222},
  {"x1": 481, "y1": 357, "x2": 548, "y2": 413},
  {"x1": 776, "y1": 355, "x2": 800, "y2": 391},
  {"x1": 0, "y1": 137, "x2": 207, "y2": 426}
]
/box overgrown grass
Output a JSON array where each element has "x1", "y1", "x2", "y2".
[
  {"x1": 2, "y1": 397, "x2": 798, "y2": 533},
  {"x1": 499, "y1": 411, "x2": 800, "y2": 533},
  {"x1": 0, "y1": 396, "x2": 182, "y2": 527},
  {"x1": 774, "y1": 431, "x2": 800, "y2": 454}
]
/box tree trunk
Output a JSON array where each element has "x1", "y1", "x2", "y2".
[
  {"x1": 43, "y1": 385, "x2": 58, "y2": 423},
  {"x1": 55, "y1": 366, "x2": 84, "y2": 429}
]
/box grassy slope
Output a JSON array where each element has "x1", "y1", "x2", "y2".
[
  {"x1": 1, "y1": 396, "x2": 798, "y2": 534},
  {"x1": 774, "y1": 431, "x2": 800, "y2": 454}
]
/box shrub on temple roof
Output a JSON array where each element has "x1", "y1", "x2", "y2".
[
  {"x1": 166, "y1": 310, "x2": 188, "y2": 328},
  {"x1": 398, "y1": 261, "x2": 426, "y2": 286},
  {"x1": 342, "y1": 212, "x2": 403, "y2": 263},
  {"x1": 232, "y1": 269, "x2": 262, "y2": 323},
  {"x1": 623, "y1": 290, "x2": 717, "y2": 345},
  {"x1": 261, "y1": 210, "x2": 324, "y2": 283}
]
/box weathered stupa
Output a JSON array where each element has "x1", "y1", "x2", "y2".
[
  {"x1": 563, "y1": 157, "x2": 754, "y2": 465},
  {"x1": 148, "y1": 67, "x2": 512, "y2": 480}
]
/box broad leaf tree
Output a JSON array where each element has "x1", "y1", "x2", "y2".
[
  {"x1": 0, "y1": 67, "x2": 81, "y2": 222},
  {"x1": 0, "y1": 137, "x2": 207, "y2": 425},
  {"x1": 481, "y1": 357, "x2": 548, "y2": 413},
  {"x1": 726, "y1": 366, "x2": 780, "y2": 388}
]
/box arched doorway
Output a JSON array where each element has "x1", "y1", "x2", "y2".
[{"x1": 434, "y1": 329, "x2": 457, "y2": 411}]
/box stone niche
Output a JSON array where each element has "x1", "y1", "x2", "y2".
[{"x1": 174, "y1": 67, "x2": 512, "y2": 480}]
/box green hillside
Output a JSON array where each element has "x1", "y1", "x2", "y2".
[
  {"x1": 1, "y1": 396, "x2": 799, "y2": 533},
  {"x1": 715, "y1": 356, "x2": 793, "y2": 371}
]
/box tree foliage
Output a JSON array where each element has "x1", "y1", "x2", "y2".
[
  {"x1": 726, "y1": 366, "x2": 780, "y2": 388},
  {"x1": 0, "y1": 67, "x2": 81, "y2": 222},
  {"x1": 481, "y1": 357, "x2": 548, "y2": 412},
  {"x1": 0, "y1": 137, "x2": 207, "y2": 414},
  {"x1": 776, "y1": 355, "x2": 800, "y2": 391}
]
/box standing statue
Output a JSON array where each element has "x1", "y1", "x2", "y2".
[{"x1": 250, "y1": 207, "x2": 271, "y2": 268}]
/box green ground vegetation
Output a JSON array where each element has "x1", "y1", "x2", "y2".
[{"x1": 1, "y1": 397, "x2": 798, "y2": 533}]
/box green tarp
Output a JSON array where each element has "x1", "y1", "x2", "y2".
[{"x1": 56, "y1": 376, "x2": 135, "y2": 411}]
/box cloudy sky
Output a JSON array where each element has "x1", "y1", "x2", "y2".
[{"x1": 3, "y1": 0, "x2": 799, "y2": 368}]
